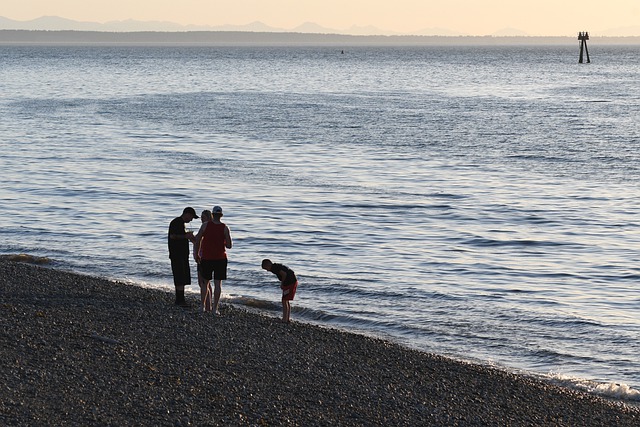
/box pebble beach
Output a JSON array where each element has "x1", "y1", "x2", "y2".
[{"x1": 1, "y1": 257, "x2": 638, "y2": 426}]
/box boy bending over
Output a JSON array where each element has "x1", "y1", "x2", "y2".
[{"x1": 261, "y1": 259, "x2": 298, "y2": 323}]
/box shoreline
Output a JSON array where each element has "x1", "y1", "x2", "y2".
[
  {"x1": 1, "y1": 258, "x2": 639, "y2": 426},
  {"x1": 2, "y1": 30, "x2": 640, "y2": 46}
]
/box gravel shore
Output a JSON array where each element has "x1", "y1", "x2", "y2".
[{"x1": 1, "y1": 257, "x2": 638, "y2": 426}]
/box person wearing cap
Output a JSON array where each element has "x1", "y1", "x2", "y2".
[
  {"x1": 168, "y1": 207, "x2": 198, "y2": 307},
  {"x1": 193, "y1": 206, "x2": 232, "y2": 315},
  {"x1": 261, "y1": 259, "x2": 298, "y2": 323},
  {"x1": 194, "y1": 209, "x2": 213, "y2": 312}
]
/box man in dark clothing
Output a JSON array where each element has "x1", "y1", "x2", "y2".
[
  {"x1": 261, "y1": 259, "x2": 298, "y2": 323},
  {"x1": 168, "y1": 207, "x2": 198, "y2": 306}
]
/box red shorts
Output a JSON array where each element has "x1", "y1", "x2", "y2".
[{"x1": 281, "y1": 281, "x2": 298, "y2": 301}]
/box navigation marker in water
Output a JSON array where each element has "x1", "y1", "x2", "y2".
[{"x1": 578, "y1": 32, "x2": 590, "y2": 63}]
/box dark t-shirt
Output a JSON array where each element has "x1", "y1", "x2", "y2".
[
  {"x1": 270, "y1": 263, "x2": 297, "y2": 286},
  {"x1": 168, "y1": 216, "x2": 189, "y2": 259}
]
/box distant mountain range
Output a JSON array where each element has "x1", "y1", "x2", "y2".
[
  {"x1": 0, "y1": 15, "x2": 465, "y2": 35},
  {"x1": 1, "y1": 16, "x2": 639, "y2": 39},
  {"x1": 0, "y1": 15, "x2": 474, "y2": 36}
]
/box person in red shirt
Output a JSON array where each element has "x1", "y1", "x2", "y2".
[
  {"x1": 194, "y1": 206, "x2": 232, "y2": 315},
  {"x1": 194, "y1": 209, "x2": 213, "y2": 312}
]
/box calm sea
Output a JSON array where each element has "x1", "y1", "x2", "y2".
[{"x1": 1, "y1": 44, "x2": 639, "y2": 402}]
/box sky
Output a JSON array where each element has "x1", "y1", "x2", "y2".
[{"x1": 3, "y1": 0, "x2": 640, "y2": 36}]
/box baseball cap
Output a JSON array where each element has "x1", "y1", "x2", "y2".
[
  {"x1": 183, "y1": 207, "x2": 199, "y2": 218},
  {"x1": 212, "y1": 206, "x2": 223, "y2": 215}
]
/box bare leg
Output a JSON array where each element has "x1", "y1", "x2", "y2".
[
  {"x1": 282, "y1": 298, "x2": 291, "y2": 323},
  {"x1": 213, "y1": 279, "x2": 222, "y2": 315},
  {"x1": 198, "y1": 272, "x2": 208, "y2": 312},
  {"x1": 205, "y1": 282, "x2": 213, "y2": 312},
  {"x1": 199, "y1": 280, "x2": 211, "y2": 312}
]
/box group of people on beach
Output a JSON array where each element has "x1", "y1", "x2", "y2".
[{"x1": 168, "y1": 206, "x2": 298, "y2": 322}]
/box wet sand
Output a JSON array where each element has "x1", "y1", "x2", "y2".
[{"x1": 1, "y1": 258, "x2": 638, "y2": 426}]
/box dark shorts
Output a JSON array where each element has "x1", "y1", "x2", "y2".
[
  {"x1": 200, "y1": 259, "x2": 228, "y2": 281},
  {"x1": 170, "y1": 257, "x2": 191, "y2": 287},
  {"x1": 281, "y1": 281, "x2": 298, "y2": 301}
]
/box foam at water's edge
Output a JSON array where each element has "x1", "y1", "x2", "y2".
[{"x1": 548, "y1": 373, "x2": 640, "y2": 404}]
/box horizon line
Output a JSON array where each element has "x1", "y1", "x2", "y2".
[
  {"x1": 2, "y1": 29, "x2": 640, "y2": 47},
  {"x1": 3, "y1": 29, "x2": 640, "y2": 39}
]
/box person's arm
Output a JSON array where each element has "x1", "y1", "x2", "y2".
[
  {"x1": 169, "y1": 223, "x2": 188, "y2": 240},
  {"x1": 224, "y1": 225, "x2": 233, "y2": 249},
  {"x1": 169, "y1": 221, "x2": 192, "y2": 241},
  {"x1": 277, "y1": 270, "x2": 287, "y2": 283},
  {"x1": 171, "y1": 231, "x2": 194, "y2": 241},
  {"x1": 193, "y1": 222, "x2": 207, "y2": 262}
]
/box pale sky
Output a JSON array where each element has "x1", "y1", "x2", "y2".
[{"x1": 4, "y1": 0, "x2": 640, "y2": 36}]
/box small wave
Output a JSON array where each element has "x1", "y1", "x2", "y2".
[
  {"x1": 226, "y1": 295, "x2": 281, "y2": 311},
  {"x1": 427, "y1": 192, "x2": 467, "y2": 200},
  {"x1": 0, "y1": 253, "x2": 53, "y2": 265},
  {"x1": 226, "y1": 294, "x2": 343, "y2": 323},
  {"x1": 463, "y1": 237, "x2": 569, "y2": 248},
  {"x1": 592, "y1": 273, "x2": 640, "y2": 281},
  {"x1": 548, "y1": 374, "x2": 640, "y2": 402}
]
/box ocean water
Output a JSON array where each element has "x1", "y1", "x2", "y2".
[{"x1": 1, "y1": 44, "x2": 639, "y2": 402}]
